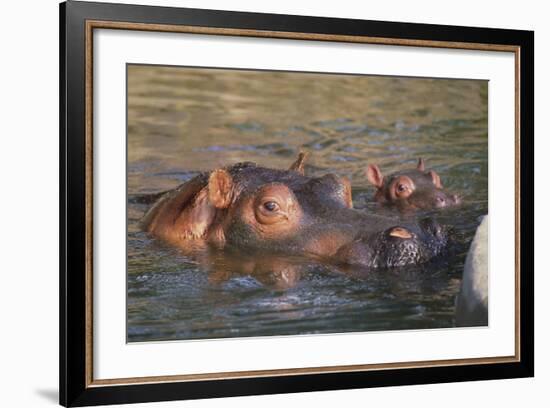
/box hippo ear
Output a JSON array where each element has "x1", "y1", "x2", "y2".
[
  {"x1": 208, "y1": 169, "x2": 234, "y2": 209},
  {"x1": 366, "y1": 164, "x2": 384, "y2": 189},
  {"x1": 417, "y1": 158, "x2": 425, "y2": 172},
  {"x1": 428, "y1": 170, "x2": 443, "y2": 189},
  {"x1": 289, "y1": 151, "x2": 308, "y2": 175}
]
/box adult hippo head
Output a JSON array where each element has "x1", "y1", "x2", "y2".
[
  {"x1": 366, "y1": 158, "x2": 461, "y2": 211},
  {"x1": 142, "y1": 154, "x2": 447, "y2": 268}
]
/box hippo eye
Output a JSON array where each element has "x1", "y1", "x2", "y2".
[
  {"x1": 263, "y1": 201, "x2": 279, "y2": 212},
  {"x1": 397, "y1": 184, "x2": 407, "y2": 192}
]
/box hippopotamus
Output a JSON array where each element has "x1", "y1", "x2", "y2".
[
  {"x1": 141, "y1": 154, "x2": 447, "y2": 268},
  {"x1": 366, "y1": 158, "x2": 461, "y2": 210}
]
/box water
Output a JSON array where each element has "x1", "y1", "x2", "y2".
[{"x1": 127, "y1": 65, "x2": 488, "y2": 342}]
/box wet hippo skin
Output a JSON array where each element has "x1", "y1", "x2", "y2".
[
  {"x1": 366, "y1": 158, "x2": 461, "y2": 211},
  {"x1": 142, "y1": 154, "x2": 448, "y2": 268}
]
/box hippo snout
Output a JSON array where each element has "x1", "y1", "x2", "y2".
[
  {"x1": 433, "y1": 191, "x2": 461, "y2": 208},
  {"x1": 335, "y1": 219, "x2": 447, "y2": 268}
]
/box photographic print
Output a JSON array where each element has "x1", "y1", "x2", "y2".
[
  {"x1": 126, "y1": 65, "x2": 488, "y2": 343},
  {"x1": 60, "y1": 3, "x2": 534, "y2": 404}
]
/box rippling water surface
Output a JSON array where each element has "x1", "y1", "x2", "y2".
[{"x1": 127, "y1": 65, "x2": 488, "y2": 342}]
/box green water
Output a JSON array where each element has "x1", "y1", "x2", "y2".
[{"x1": 127, "y1": 65, "x2": 488, "y2": 342}]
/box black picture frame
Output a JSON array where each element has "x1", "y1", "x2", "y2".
[{"x1": 60, "y1": 1, "x2": 534, "y2": 406}]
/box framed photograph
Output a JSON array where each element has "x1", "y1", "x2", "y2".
[{"x1": 60, "y1": 1, "x2": 534, "y2": 406}]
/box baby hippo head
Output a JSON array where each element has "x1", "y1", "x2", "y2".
[{"x1": 366, "y1": 158, "x2": 461, "y2": 210}]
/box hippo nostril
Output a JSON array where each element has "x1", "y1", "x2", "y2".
[
  {"x1": 419, "y1": 217, "x2": 443, "y2": 236},
  {"x1": 388, "y1": 227, "x2": 413, "y2": 239}
]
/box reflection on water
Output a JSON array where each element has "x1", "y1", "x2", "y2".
[{"x1": 127, "y1": 65, "x2": 488, "y2": 342}]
